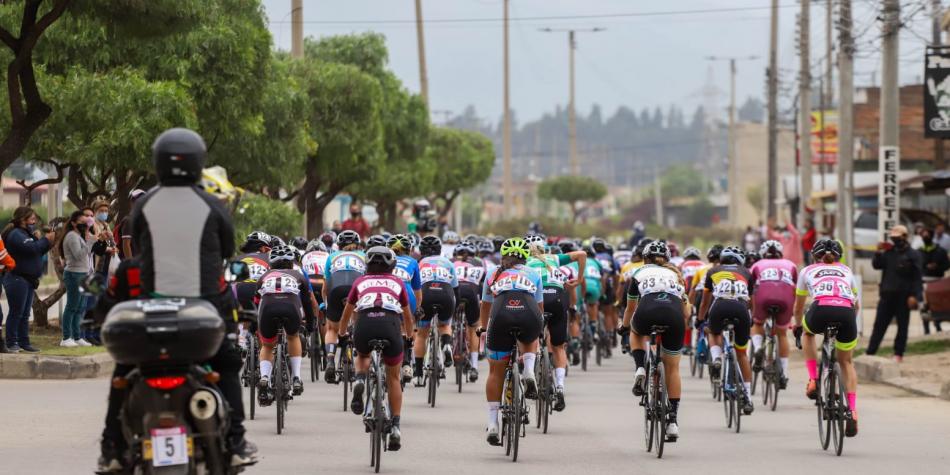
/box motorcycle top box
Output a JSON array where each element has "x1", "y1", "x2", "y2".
[{"x1": 102, "y1": 298, "x2": 225, "y2": 366}]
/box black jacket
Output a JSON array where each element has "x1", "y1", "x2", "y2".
[
  {"x1": 872, "y1": 246, "x2": 923, "y2": 298},
  {"x1": 920, "y1": 244, "x2": 950, "y2": 281},
  {"x1": 3, "y1": 227, "x2": 50, "y2": 280},
  {"x1": 130, "y1": 184, "x2": 235, "y2": 298}
]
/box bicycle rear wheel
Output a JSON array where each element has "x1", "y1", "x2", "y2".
[
  {"x1": 502, "y1": 369, "x2": 512, "y2": 457},
  {"x1": 343, "y1": 356, "x2": 352, "y2": 413},
  {"x1": 644, "y1": 358, "x2": 655, "y2": 453},
  {"x1": 309, "y1": 331, "x2": 318, "y2": 382},
  {"x1": 275, "y1": 344, "x2": 285, "y2": 434},
  {"x1": 733, "y1": 353, "x2": 742, "y2": 433},
  {"x1": 581, "y1": 330, "x2": 589, "y2": 372},
  {"x1": 689, "y1": 345, "x2": 698, "y2": 376},
  {"x1": 655, "y1": 361, "x2": 667, "y2": 458},
  {"x1": 832, "y1": 363, "x2": 846, "y2": 456},
  {"x1": 428, "y1": 333, "x2": 438, "y2": 408},
  {"x1": 818, "y1": 362, "x2": 831, "y2": 451},
  {"x1": 374, "y1": 360, "x2": 385, "y2": 472},
  {"x1": 247, "y1": 337, "x2": 257, "y2": 421},
  {"x1": 511, "y1": 359, "x2": 522, "y2": 462}
]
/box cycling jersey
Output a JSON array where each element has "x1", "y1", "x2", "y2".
[
  {"x1": 324, "y1": 250, "x2": 367, "y2": 282},
  {"x1": 678, "y1": 259, "x2": 705, "y2": 291},
  {"x1": 393, "y1": 255, "x2": 421, "y2": 313},
  {"x1": 454, "y1": 258, "x2": 487, "y2": 287},
  {"x1": 796, "y1": 263, "x2": 858, "y2": 308},
  {"x1": 234, "y1": 252, "x2": 269, "y2": 310},
  {"x1": 627, "y1": 264, "x2": 686, "y2": 301},
  {"x1": 419, "y1": 255, "x2": 459, "y2": 287},
  {"x1": 526, "y1": 253, "x2": 572, "y2": 288},
  {"x1": 750, "y1": 258, "x2": 798, "y2": 327},
  {"x1": 691, "y1": 264, "x2": 713, "y2": 292},
  {"x1": 614, "y1": 250, "x2": 633, "y2": 268},
  {"x1": 581, "y1": 259, "x2": 604, "y2": 304},
  {"x1": 441, "y1": 244, "x2": 457, "y2": 260},
  {"x1": 558, "y1": 261, "x2": 579, "y2": 282},
  {"x1": 301, "y1": 250, "x2": 329, "y2": 278},
  {"x1": 482, "y1": 264, "x2": 544, "y2": 360},
  {"x1": 703, "y1": 264, "x2": 754, "y2": 302},
  {"x1": 346, "y1": 273, "x2": 410, "y2": 365},
  {"x1": 324, "y1": 251, "x2": 366, "y2": 322},
  {"x1": 481, "y1": 264, "x2": 543, "y2": 303},
  {"x1": 256, "y1": 268, "x2": 316, "y2": 343},
  {"x1": 595, "y1": 252, "x2": 617, "y2": 276}
]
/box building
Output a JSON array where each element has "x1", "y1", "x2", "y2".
[
  {"x1": 853, "y1": 85, "x2": 937, "y2": 166},
  {"x1": 730, "y1": 122, "x2": 797, "y2": 228}
]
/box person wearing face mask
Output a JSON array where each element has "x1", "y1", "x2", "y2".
[
  {"x1": 865, "y1": 225, "x2": 924, "y2": 362},
  {"x1": 1, "y1": 206, "x2": 55, "y2": 353},
  {"x1": 341, "y1": 203, "x2": 370, "y2": 239},
  {"x1": 919, "y1": 227, "x2": 949, "y2": 334},
  {"x1": 58, "y1": 211, "x2": 99, "y2": 347}
]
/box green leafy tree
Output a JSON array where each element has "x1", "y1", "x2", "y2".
[
  {"x1": 424, "y1": 127, "x2": 495, "y2": 220},
  {"x1": 660, "y1": 163, "x2": 707, "y2": 198},
  {"x1": 233, "y1": 194, "x2": 304, "y2": 245},
  {"x1": 537, "y1": 175, "x2": 607, "y2": 223}
]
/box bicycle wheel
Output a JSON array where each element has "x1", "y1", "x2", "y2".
[
  {"x1": 248, "y1": 337, "x2": 257, "y2": 421},
  {"x1": 275, "y1": 344, "x2": 285, "y2": 434},
  {"x1": 503, "y1": 368, "x2": 513, "y2": 457},
  {"x1": 595, "y1": 330, "x2": 603, "y2": 367},
  {"x1": 374, "y1": 359, "x2": 385, "y2": 472},
  {"x1": 343, "y1": 356, "x2": 352, "y2": 413},
  {"x1": 818, "y1": 361, "x2": 831, "y2": 451},
  {"x1": 581, "y1": 330, "x2": 589, "y2": 372},
  {"x1": 310, "y1": 331, "x2": 318, "y2": 383},
  {"x1": 655, "y1": 361, "x2": 667, "y2": 458},
  {"x1": 689, "y1": 345, "x2": 698, "y2": 376},
  {"x1": 722, "y1": 357, "x2": 732, "y2": 428},
  {"x1": 832, "y1": 362, "x2": 846, "y2": 456},
  {"x1": 428, "y1": 332, "x2": 438, "y2": 408},
  {"x1": 751, "y1": 366, "x2": 760, "y2": 396},
  {"x1": 644, "y1": 358, "x2": 655, "y2": 453},
  {"x1": 511, "y1": 357, "x2": 522, "y2": 463}
]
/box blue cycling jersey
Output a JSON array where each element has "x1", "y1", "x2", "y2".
[
  {"x1": 419, "y1": 255, "x2": 458, "y2": 287},
  {"x1": 481, "y1": 264, "x2": 544, "y2": 303},
  {"x1": 324, "y1": 251, "x2": 366, "y2": 287},
  {"x1": 393, "y1": 255, "x2": 421, "y2": 313}
]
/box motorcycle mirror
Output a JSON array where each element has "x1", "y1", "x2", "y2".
[
  {"x1": 81, "y1": 273, "x2": 107, "y2": 296},
  {"x1": 225, "y1": 260, "x2": 250, "y2": 283}
]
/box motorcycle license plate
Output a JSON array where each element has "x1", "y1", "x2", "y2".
[{"x1": 145, "y1": 427, "x2": 191, "y2": 467}]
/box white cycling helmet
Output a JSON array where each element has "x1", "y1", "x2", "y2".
[
  {"x1": 759, "y1": 239, "x2": 783, "y2": 257},
  {"x1": 442, "y1": 230, "x2": 460, "y2": 244},
  {"x1": 683, "y1": 247, "x2": 702, "y2": 259},
  {"x1": 524, "y1": 234, "x2": 546, "y2": 252}
]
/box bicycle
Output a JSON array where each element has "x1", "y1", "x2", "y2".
[
  {"x1": 452, "y1": 302, "x2": 469, "y2": 393},
  {"x1": 594, "y1": 312, "x2": 609, "y2": 367},
  {"x1": 579, "y1": 305, "x2": 592, "y2": 372},
  {"x1": 640, "y1": 325, "x2": 672, "y2": 458},
  {"x1": 273, "y1": 327, "x2": 293, "y2": 435},
  {"x1": 309, "y1": 315, "x2": 326, "y2": 383},
  {"x1": 757, "y1": 306, "x2": 784, "y2": 411},
  {"x1": 796, "y1": 323, "x2": 849, "y2": 456},
  {"x1": 689, "y1": 313, "x2": 708, "y2": 379},
  {"x1": 364, "y1": 339, "x2": 393, "y2": 473},
  {"x1": 238, "y1": 310, "x2": 259, "y2": 421},
  {"x1": 424, "y1": 304, "x2": 444, "y2": 408},
  {"x1": 718, "y1": 319, "x2": 748, "y2": 433},
  {"x1": 534, "y1": 312, "x2": 555, "y2": 434},
  {"x1": 500, "y1": 327, "x2": 528, "y2": 462},
  {"x1": 336, "y1": 337, "x2": 355, "y2": 413}
]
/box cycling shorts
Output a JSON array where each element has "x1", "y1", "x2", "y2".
[
  {"x1": 633, "y1": 293, "x2": 686, "y2": 355},
  {"x1": 706, "y1": 298, "x2": 751, "y2": 350},
  {"x1": 486, "y1": 293, "x2": 542, "y2": 361},
  {"x1": 543, "y1": 287, "x2": 569, "y2": 347},
  {"x1": 326, "y1": 270, "x2": 360, "y2": 323},
  {"x1": 258, "y1": 299, "x2": 302, "y2": 344},
  {"x1": 234, "y1": 282, "x2": 258, "y2": 311},
  {"x1": 599, "y1": 279, "x2": 615, "y2": 305},
  {"x1": 308, "y1": 279, "x2": 324, "y2": 305},
  {"x1": 419, "y1": 282, "x2": 456, "y2": 328},
  {"x1": 583, "y1": 280, "x2": 602, "y2": 305},
  {"x1": 751, "y1": 283, "x2": 795, "y2": 329},
  {"x1": 354, "y1": 311, "x2": 404, "y2": 367},
  {"x1": 456, "y1": 282, "x2": 481, "y2": 327},
  {"x1": 803, "y1": 303, "x2": 858, "y2": 352}
]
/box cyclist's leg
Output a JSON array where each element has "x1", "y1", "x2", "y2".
[
  {"x1": 801, "y1": 305, "x2": 823, "y2": 389},
  {"x1": 546, "y1": 288, "x2": 570, "y2": 388},
  {"x1": 414, "y1": 284, "x2": 438, "y2": 378},
  {"x1": 773, "y1": 298, "x2": 794, "y2": 377},
  {"x1": 484, "y1": 303, "x2": 514, "y2": 438},
  {"x1": 657, "y1": 301, "x2": 686, "y2": 403},
  {"x1": 257, "y1": 309, "x2": 278, "y2": 381},
  {"x1": 830, "y1": 306, "x2": 859, "y2": 410},
  {"x1": 731, "y1": 303, "x2": 753, "y2": 388},
  {"x1": 706, "y1": 301, "x2": 726, "y2": 366},
  {"x1": 434, "y1": 287, "x2": 457, "y2": 363},
  {"x1": 461, "y1": 286, "x2": 482, "y2": 372}
]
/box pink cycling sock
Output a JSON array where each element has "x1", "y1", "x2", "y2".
[
  {"x1": 847, "y1": 392, "x2": 857, "y2": 412},
  {"x1": 806, "y1": 360, "x2": 818, "y2": 380}
]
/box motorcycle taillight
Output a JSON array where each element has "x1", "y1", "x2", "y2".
[{"x1": 145, "y1": 376, "x2": 187, "y2": 390}]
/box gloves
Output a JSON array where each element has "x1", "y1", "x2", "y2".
[
  {"x1": 694, "y1": 319, "x2": 705, "y2": 330},
  {"x1": 617, "y1": 325, "x2": 631, "y2": 337}
]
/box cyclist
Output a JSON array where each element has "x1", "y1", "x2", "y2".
[
  {"x1": 793, "y1": 239, "x2": 860, "y2": 437},
  {"x1": 689, "y1": 245, "x2": 723, "y2": 313},
  {"x1": 234, "y1": 232, "x2": 272, "y2": 310},
  {"x1": 413, "y1": 236, "x2": 459, "y2": 386},
  {"x1": 620, "y1": 240, "x2": 687, "y2": 440},
  {"x1": 678, "y1": 246, "x2": 705, "y2": 354},
  {"x1": 749, "y1": 240, "x2": 798, "y2": 388},
  {"x1": 256, "y1": 245, "x2": 317, "y2": 403},
  {"x1": 441, "y1": 230, "x2": 460, "y2": 259},
  {"x1": 319, "y1": 231, "x2": 336, "y2": 251},
  {"x1": 301, "y1": 239, "x2": 330, "y2": 341},
  {"x1": 557, "y1": 240, "x2": 584, "y2": 364},
  {"x1": 592, "y1": 238, "x2": 619, "y2": 349},
  {"x1": 323, "y1": 230, "x2": 366, "y2": 383},
  {"x1": 744, "y1": 250, "x2": 761, "y2": 269},
  {"x1": 525, "y1": 235, "x2": 587, "y2": 411},
  {"x1": 614, "y1": 242, "x2": 634, "y2": 269},
  {"x1": 580, "y1": 245, "x2": 605, "y2": 344},
  {"x1": 697, "y1": 246, "x2": 755, "y2": 415},
  {"x1": 366, "y1": 234, "x2": 388, "y2": 249},
  {"x1": 452, "y1": 240, "x2": 487, "y2": 382},
  {"x1": 478, "y1": 238, "x2": 544, "y2": 446},
  {"x1": 388, "y1": 233, "x2": 421, "y2": 383},
  {"x1": 339, "y1": 246, "x2": 415, "y2": 451}
]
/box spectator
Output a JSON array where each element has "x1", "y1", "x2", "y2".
[
  {"x1": 743, "y1": 226, "x2": 759, "y2": 253},
  {"x1": 920, "y1": 227, "x2": 950, "y2": 334},
  {"x1": 910, "y1": 222, "x2": 926, "y2": 250},
  {"x1": 935, "y1": 223, "x2": 950, "y2": 252},
  {"x1": 801, "y1": 218, "x2": 817, "y2": 265},
  {"x1": 1, "y1": 206, "x2": 54, "y2": 353},
  {"x1": 767, "y1": 215, "x2": 803, "y2": 266},
  {"x1": 57, "y1": 211, "x2": 96, "y2": 347},
  {"x1": 0, "y1": 233, "x2": 16, "y2": 353},
  {"x1": 628, "y1": 221, "x2": 645, "y2": 249},
  {"x1": 866, "y1": 225, "x2": 924, "y2": 362},
  {"x1": 330, "y1": 220, "x2": 343, "y2": 235},
  {"x1": 116, "y1": 189, "x2": 146, "y2": 259},
  {"x1": 341, "y1": 203, "x2": 370, "y2": 238}
]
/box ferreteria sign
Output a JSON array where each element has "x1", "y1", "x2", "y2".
[
  {"x1": 878, "y1": 146, "x2": 900, "y2": 240},
  {"x1": 925, "y1": 48, "x2": 950, "y2": 138}
]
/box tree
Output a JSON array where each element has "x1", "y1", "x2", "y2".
[
  {"x1": 660, "y1": 164, "x2": 707, "y2": 199},
  {"x1": 233, "y1": 194, "x2": 303, "y2": 245},
  {"x1": 536, "y1": 175, "x2": 607, "y2": 223},
  {"x1": 424, "y1": 127, "x2": 495, "y2": 221}
]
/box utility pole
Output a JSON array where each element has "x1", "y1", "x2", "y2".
[
  {"x1": 826, "y1": 0, "x2": 834, "y2": 105},
  {"x1": 879, "y1": 0, "x2": 901, "y2": 238},
  {"x1": 654, "y1": 165, "x2": 664, "y2": 227},
  {"x1": 707, "y1": 55, "x2": 758, "y2": 227},
  {"x1": 291, "y1": 0, "x2": 303, "y2": 59},
  {"x1": 502, "y1": 0, "x2": 512, "y2": 217},
  {"x1": 837, "y1": 0, "x2": 855, "y2": 266},
  {"x1": 767, "y1": 0, "x2": 779, "y2": 219},
  {"x1": 798, "y1": 1, "x2": 812, "y2": 227},
  {"x1": 933, "y1": 0, "x2": 946, "y2": 170},
  {"x1": 414, "y1": 0, "x2": 430, "y2": 105},
  {"x1": 539, "y1": 27, "x2": 605, "y2": 175}
]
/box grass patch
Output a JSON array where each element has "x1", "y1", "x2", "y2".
[
  {"x1": 27, "y1": 325, "x2": 106, "y2": 357},
  {"x1": 856, "y1": 338, "x2": 950, "y2": 358}
]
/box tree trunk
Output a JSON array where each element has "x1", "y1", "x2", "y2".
[
  {"x1": 378, "y1": 201, "x2": 397, "y2": 231},
  {"x1": 31, "y1": 285, "x2": 66, "y2": 328}
]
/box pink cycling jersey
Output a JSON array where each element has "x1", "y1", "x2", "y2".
[
  {"x1": 750, "y1": 258, "x2": 798, "y2": 327},
  {"x1": 796, "y1": 263, "x2": 858, "y2": 308}
]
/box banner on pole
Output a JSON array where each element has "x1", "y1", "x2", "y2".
[
  {"x1": 810, "y1": 110, "x2": 838, "y2": 165},
  {"x1": 878, "y1": 146, "x2": 900, "y2": 240},
  {"x1": 924, "y1": 48, "x2": 950, "y2": 138}
]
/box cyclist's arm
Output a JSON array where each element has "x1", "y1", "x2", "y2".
[
  {"x1": 401, "y1": 304, "x2": 414, "y2": 337},
  {"x1": 792, "y1": 294, "x2": 807, "y2": 328},
  {"x1": 340, "y1": 303, "x2": 356, "y2": 333},
  {"x1": 622, "y1": 282, "x2": 638, "y2": 328},
  {"x1": 479, "y1": 301, "x2": 491, "y2": 330},
  {"x1": 697, "y1": 273, "x2": 713, "y2": 321}
]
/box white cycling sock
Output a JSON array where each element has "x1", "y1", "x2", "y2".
[
  {"x1": 325, "y1": 342, "x2": 335, "y2": 357},
  {"x1": 260, "y1": 360, "x2": 273, "y2": 380},
  {"x1": 290, "y1": 356, "x2": 302, "y2": 379},
  {"x1": 743, "y1": 382, "x2": 752, "y2": 395},
  {"x1": 751, "y1": 335, "x2": 764, "y2": 352},
  {"x1": 522, "y1": 352, "x2": 537, "y2": 377},
  {"x1": 780, "y1": 357, "x2": 789, "y2": 374},
  {"x1": 470, "y1": 352, "x2": 479, "y2": 368},
  {"x1": 488, "y1": 402, "x2": 500, "y2": 427},
  {"x1": 555, "y1": 367, "x2": 566, "y2": 388},
  {"x1": 710, "y1": 345, "x2": 723, "y2": 362}
]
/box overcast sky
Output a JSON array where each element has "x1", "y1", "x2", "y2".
[{"x1": 261, "y1": 1, "x2": 938, "y2": 125}]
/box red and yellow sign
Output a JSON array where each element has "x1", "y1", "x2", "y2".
[{"x1": 810, "y1": 110, "x2": 838, "y2": 165}]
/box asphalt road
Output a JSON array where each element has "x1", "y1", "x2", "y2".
[{"x1": 2, "y1": 352, "x2": 948, "y2": 474}]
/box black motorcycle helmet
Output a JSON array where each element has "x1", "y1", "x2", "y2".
[
  {"x1": 152, "y1": 128, "x2": 206, "y2": 185},
  {"x1": 366, "y1": 246, "x2": 397, "y2": 273},
  {"x1": 420, "y1": 235, "x2": 442, "y2": 257}
]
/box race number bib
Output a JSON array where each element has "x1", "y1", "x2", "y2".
[
  {"x1": 392, "y1": 266, "x2": 412, "y2": 282},
  {"x1": 302, "y1": 253, "x2": 327, "y2": 276},
  {"x1": 490, "y1": 274, "x2": 537, "y2": 295},
  {"x1": 259, "y1": 274, "x2": 301, "y2": 295},
  {"x1": 246, "y1": 263, "x2": 268, "y2": 281},
  {"x1": 456, "y1": 265, "x2": 485, "y2": 284},
  {"x1": 355, "y1": 292, "x2": 402, "y2": 313},
  {"x1": 150, "y1": 427, "x2": 188, "y2": 467},
  {"x1": 714, "y1": 279, "x2": 749, "y2": 300},
  {"x1": 420, "y1": 266, "x2": 451, "y2": 283},
  {"x1": 332, "y1": 254, "x2": 365, "y2": 273}
]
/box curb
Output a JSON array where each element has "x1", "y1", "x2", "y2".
[
  {"x1": 854, "y1": 355, "x2": 949, "y2": 400},
  {"x1": 0, "y1": 352, "x2": 114, "y2": 379}
]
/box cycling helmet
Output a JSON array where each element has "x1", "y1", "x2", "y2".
[
  {"x1": 591, "y1": 237, "x2": 607, "y2": 254},
  {"x1": 683, "y1": 247, "x2": 702, "y2": 259},
  {"x1": 366, "y1": 234, "x2": 387, "y2": 248},
  {"x1": 744, "y1": 250, "x2": 761, "y2": 268},
  {"x1": 152, "y1": 128, "x2": 206, "y2": 184},
  {"x1": 811, "y1": 238, "x2": 843, "y2": 260},
  {"x1": 306, "y1": 240, "x2": 327, "y2": 253},
  {"x1": 492, "y1": 236, "x2": 505, "y2": 253},
  {"x1": 719, "y1": 246, "x2": 745, "y2": 266},
  {"x1": 667, "y1": 242, "x2": 679, "y2": 257},
  {"x1": 366, "y1": 246, "x2": 397, "y2": 271},
  {"x1": 455, "y1": 240, "x2": 476, "y2": 257},
  {"x1": 707, "y1": 244, "x2": 725, "y2": 261},
  {"x1": 244, "y1": 231, "x2": 271, "y2": 249},
  {"x1": 319, "y1": 232, "x2": 336, "y2": 249},
  {"x1": 500, "y1": 238, "x2": 530, "y2": 260},
  {"x1": 464, "y1": 234, "x2": 480, "y2": 243},
  {"x1": 268, "y1": 244, "x2": 296, "y2": 264},
  {"x1": 408, "y1": 232, "x2": 422, "y2": 249},
  {"x1": 336, "y1": 230, "x2": 361, "y2": 248},
  {"x1": 759, "y1": 239, "x2": 784, "y2": 258},
  {"x1": 618, "y1": 242, "x2": 631, "y2": 252},
  {"x1": 477, "y1": 239, "x2": 495, "y2": 255},
  {"x1": 583, "y1": 245, "x2": 596, "y2": 258},
  {"x1": 442, "y1": 231, "x2": 460, "y2": 244},
  {"x1": 634, "y1": 237, "x2": 655, "y2": 257},
  {"x1": 558, "y1": 239, "x2": 578, "y2": 253},
  {"x1": 419, "y1": 235, "x2": 442, "y2": 257},
  {"x1": 387, "y1": 234, "x2": 412, "y2": 253},
  {"x1": 269, "y1": 235, "x2": 286, "y2": 248},
  {"x1": 643, "y1": 240, "x2": 671, "y2": 260},
  {"x1": 289, "y1": 236, "x2": 308, "y2": 250},
  {"x1": 524, "y1": 234, "x2": 546, "y2": 252}
]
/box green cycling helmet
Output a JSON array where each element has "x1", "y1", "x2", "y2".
[{"x1": 500, "y1": 237, "x2": 530, "y2": 260}]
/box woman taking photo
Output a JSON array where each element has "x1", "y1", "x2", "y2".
[
  {"x1": 58, "y1": 210, "x2": 97, "y2": 347},
  {"x1": 2, "y1": 206, "x2": 54, "y2": 353}
]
